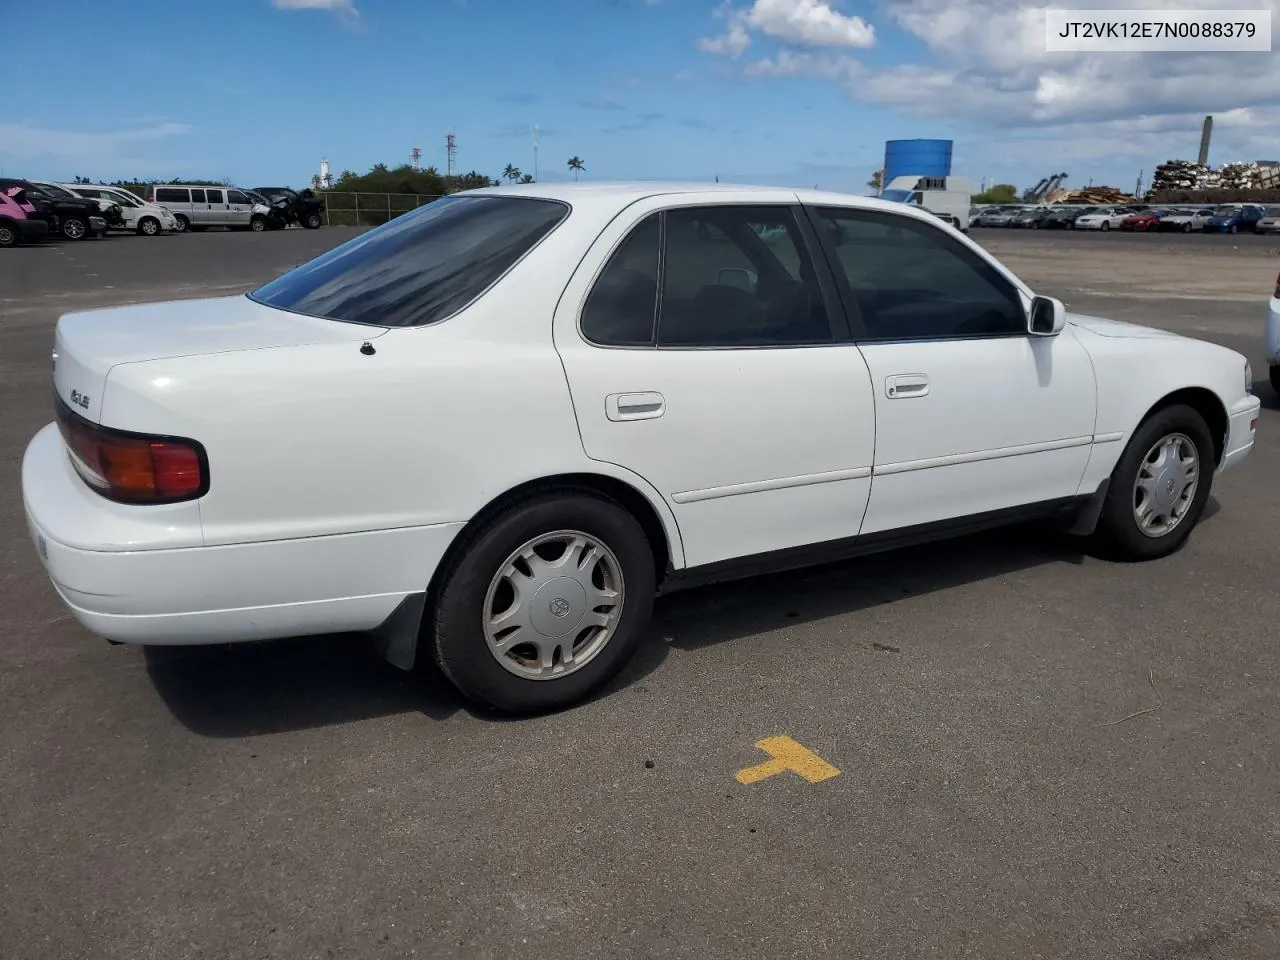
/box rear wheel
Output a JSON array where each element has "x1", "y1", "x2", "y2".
[
  {"x1": 61, "y1": 216, "x2": 87, "y2": 240},
  {"x1": 303, "y1": 211, "x2": 322, "y2": 229},
  {"x1": 1183, "y1": 222, "x2": 1192, "y2": 233},
  {"x1": 138, "y1": 217, "x2": 160, "y2": 236},
  {"x1": 0, "y1": 221, "x2": 17, "y2": 247},
  {"x1": 431, "y1": 491, "x2": 656, "y2": 714},
  {"x1": 1100, "y1": 221, "x2": 1110, "y2": 232},
  {"x1": 1094, "y1": 404, "x2": 1214, "y2": 560}
]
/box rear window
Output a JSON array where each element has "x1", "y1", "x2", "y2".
[
  {"x1": 248, "y1": 195, "x2": 570, "y2": 327},
  {"x1": 155, "y1": 188, "x2": 187, "y2": 203}
]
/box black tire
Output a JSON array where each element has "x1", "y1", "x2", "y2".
[
  {"x1": 1100, "y1": 221, "x2": 1110, "y2": 232},
  {"x1": 250, "y1": 216, "x2": 266, "y2": 232},
  {"x1": 0, "y1": 220, "x2": 18, "y2": 247},
  {"x1": 303, "y1": 212, "x2": 322, "y2": 229},
  {"x1": 1270, "y1": 365, "x2": 1280, "y2": 394},
  {"x1": 431, "y1": 491, "x2": 656, "y2": 714},
  {"x1": 138, "y1": 217, "x2": 160, "y2": 236},
  {"x1": 1183, "y1": 222, "x2": 1192, "y2": 233},
  {"x1": 61, "y1": 216, "x2": 88, "y2": 240},
  {"x1": 173, "y1": 214, "x2": 189, "y2": 233},
  {"x1": 1093, "y1": 403, "x2": 1215, "y2": 561},
  {"x1": 1230, "y1": 224, "x2": 1239, "y2": 235}
]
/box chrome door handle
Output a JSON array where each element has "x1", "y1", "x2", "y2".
[
  {"x1": 886, "y1": 374, "x2": 929, "y2": 398},
  {"x1": 606, "y1": 391, "x2": 665, "y2": 421}
]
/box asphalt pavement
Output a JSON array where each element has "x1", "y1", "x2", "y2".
[{"x1": 2, "y1": 226, "x2": 1278, "y2": 960}]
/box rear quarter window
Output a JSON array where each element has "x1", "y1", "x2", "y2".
[
  {"x1": 155, "y1": 188, "x2": 188, "y2": 203},
  {"x1": 249, "y1": 195, "x2": 570, "y2": 327}
]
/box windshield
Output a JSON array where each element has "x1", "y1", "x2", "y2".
[
  {"x1": 879, "y1": 189, "x2": 912, "y2": 203},
  {"x1": 104, "y1": 190, "x2": 142, "y2": 207},
  {"x1": 38, "y1": 183, "x2": 76, "y2": 199},
  {"x1": 249, "y1": 195, "x2": 570, "y2": 327}
]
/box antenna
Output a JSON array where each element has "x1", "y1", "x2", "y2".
[
  {"x1": 445, "y1": 130, "x2": 457, "y2": 178},
  {"x1": 410, "y1": 146, "x2": 422, "y2": 171}
]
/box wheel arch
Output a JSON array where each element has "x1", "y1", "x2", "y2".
[{"x1": 1140, "y1": 386, "x2": 1228, "y2": 465}]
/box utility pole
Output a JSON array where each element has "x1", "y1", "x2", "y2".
[{"x1": 533, "y1": 124, "x2": 540, "y2": 181}]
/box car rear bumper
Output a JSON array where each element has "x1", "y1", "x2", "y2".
[
  {"x1": 22, "y1": 422, "x2": 464, "y2": 646},
  {"x1": 1266, "y1": 297, "x2": 1280, "y2": 366},
  {"x1": 1221, "y1": 395, "x2": 1261, "y2": 471}
]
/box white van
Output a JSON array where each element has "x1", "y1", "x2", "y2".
[
  {"x1": 880, "y1": 175, "x2": 975, "y2": 233},
  {"x1": 59, "y1": 184, "x2": 178, "y2": 236},
  {"x1": 143, "y1": 184, "x2": 270, "y2": 232}
]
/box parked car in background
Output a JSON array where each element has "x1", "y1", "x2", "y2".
[
  {"x1": 1038, "y1": 207, "x2": 1078, "y2": 229},
  {"x1": 1253, "y1": 207, "x2": 1280, "y2": 235},
  {"x1": 976, "y1": 207, "x2": 1018, "y2": 227},
  {"x1": 57, "y1": 184, "x2": 178, "y2": 236},
  {"x1": 1120, "y1": 210, "x2": 1165, "y2": 232},
  {"x1": 30, "y1": 180, "x2": 125, "y2": 232},
  {"x1": 252, "y1": 186, "x2": 326, "y2": 229},
  {"x1": 0, "y1": 178, "x2": 106, "y2": 240},
  {"x1": 1204, "y1": 204, "x2": 1264, "y2": 234},
  {"x1": 20, "y1": 182, "x2": 1260, "y2": 714},
  {"x1": 1073, "y1": 207, "x2": 1132, "y2": 231},
  {"x1": 0, "y1": 186, "x2": 50, "y2": 247},
  {"x1": 1157, "y1": 208, "x2": 1217, "y2": 232},
  {"x1": 1011, "y1": 207, "x2": 1051, "y2": 228},
  {"x1": 144, "y1": 184, "x2": 267, "y2": 232}
]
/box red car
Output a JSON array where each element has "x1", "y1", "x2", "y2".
[{"x1": 1120, "y1": 210, "x2": 1163, "y2": 231}]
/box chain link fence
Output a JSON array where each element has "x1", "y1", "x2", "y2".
[{"x1": 318, "y1": 192, "x2": 443, "y2": 227}]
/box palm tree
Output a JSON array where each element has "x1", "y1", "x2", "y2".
[
  {"x1": 519, "y1": 173, "x2": 535, "y2": 184},
  {"x1": 567, "y1": 156, "x2": 585, "y2": 181},
  {"x1": 502, "y1": 164, "x2": 522, "y2": 184}
]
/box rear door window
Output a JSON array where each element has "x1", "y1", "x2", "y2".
[
  {"x1": 155, "y1": 188, "x2": 187, "y2": 203},
  {"x1": 205, "y1": 189, "x2": 224, "y2": 204},
  {"x1": 189, "y1": 189, "x2": 207, "y2": 203},
  {"x1": 250, "y1": 195, "x2": 569, "y2": 327}
]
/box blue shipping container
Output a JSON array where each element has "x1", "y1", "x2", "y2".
[{"x1": 883, "y1": 139, "x2": 953, "y2": 189}]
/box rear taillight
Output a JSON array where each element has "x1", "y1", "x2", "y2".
[{"x1": 54, "y1": 398, "x2": 207, "y2": 504}]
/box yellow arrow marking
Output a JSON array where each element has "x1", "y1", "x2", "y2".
[{"x1": 734, "y1": 735, "x2": 840, "y2": 785}]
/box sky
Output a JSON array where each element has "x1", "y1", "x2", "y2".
[{"x1": 5, "y1": 0, "x2": 1280, "y2": 195}]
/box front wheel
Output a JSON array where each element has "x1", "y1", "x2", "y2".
[
  {"x1": 1100, "y1": 221, "x2": 1110, "y2": 232},
  {"x1": 1230, "y1": 224, "x2": 1239, "y2": 234},
  {"x1": 138, "y1": 217, "x2": 160, "y2": 236},
  {"x1": 431, "y1": 491, "x2": 656, "y2": 714},
  {"x1": 62, "y1": 216, "x2": 87, "y2": 240},
  {"x1": 1094, "y1": 404, "x2": 1214, "y2": 560},
  {"x1": 303, "y1": 211, "x2": 322, "y2": 229},
  {"x1": 173, "y1": 215, "x2": 189, "y2": 233},
  {"x1": 250, "y1": 216, "x2": 266, "y2": 232}
]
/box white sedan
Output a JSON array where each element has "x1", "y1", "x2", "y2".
[
  {"x1": 1073, "y1": 207, "x2": 1132, "y2": 231},
  {"x1": 22, "y1": 183, "x2": 1260, "y2": 714}
]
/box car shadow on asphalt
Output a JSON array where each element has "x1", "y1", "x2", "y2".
[{"x1": 143, "y1": 520, "x2": 1102, "y2": 737}]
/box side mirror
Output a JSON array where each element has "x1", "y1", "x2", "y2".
[
  {"x1": 716, "y1": 267, "x2": 757, "y2": 292},
  {"x1": 1028, "y1": 295, "x2": 1066, "y2": 336}
]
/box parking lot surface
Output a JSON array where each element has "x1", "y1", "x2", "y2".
[{"x1": 2, "y1": 227, "x2": 1279, "y2": 960}]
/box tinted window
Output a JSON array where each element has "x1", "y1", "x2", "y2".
[
  {"x1": 39, "y1": 183, "x2": 75, "y2": 198},
  {"x1": 250, "y1": 195, "x2": 568, "y2": 327},
  {"x1": 205, "y1": 189, "x2": 224, "y2": 203},
  {"x1": 189, "y1": 189, "x2": 206, "y2": 203},
  {"x1": 812, "y1": 207, "x2": 1024, "y2": 341},
  {"x1": 76, "y1": 188, "x2": 102, "y2": 199},
  {"x1": 658, "y1": 206, "x2": 833, "y2": 347},
  {"x1": 581, "y1": 213, "x2": 659, "y2": 346},
  {"x1": 155, "y1": 188, "x2": 187, "y2": 203},
  {"x1": 227, "y1": 190, "x2": 250, "y2": 204}
]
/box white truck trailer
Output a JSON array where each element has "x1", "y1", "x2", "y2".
[{"x1": 879, "y1": 175, "x2": 974, "y2": 232}]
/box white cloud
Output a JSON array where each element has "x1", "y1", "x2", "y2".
[
  {"x1": 698, "y1": 0, "x2": 873, "y2": 58},
  {"x1": 701, "y1": 0, "x2": 1280, "y2": 177},
  {"x1": 0, "y1": 122, "x2": 195, "y2": 163},
  {"x1": 272, "y1": 0, "x2": 358, "y2": 16}
]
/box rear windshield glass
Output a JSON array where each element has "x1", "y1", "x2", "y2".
[{"x1": 248, "y1": 195, "x2": 569, "y2": 327}]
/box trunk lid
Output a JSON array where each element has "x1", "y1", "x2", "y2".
[{"x1": 53, "y1": 294, "x2": 386, "y2": 423}]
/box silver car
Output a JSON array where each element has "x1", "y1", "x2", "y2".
[{"x1": 1255, "y1": 206, "x2": 1280, "y2": 235}]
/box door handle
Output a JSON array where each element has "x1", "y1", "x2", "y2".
[
  {"x1": 886, "y1": 374, "x2": 929, "y2": 399},
  {"x1": 606, "y1": 391, "x2": 665, "y2": 422}
]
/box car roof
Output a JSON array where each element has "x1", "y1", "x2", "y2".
[{"x1": 459, "y1": 180, "x2": 943, "y2": 218}]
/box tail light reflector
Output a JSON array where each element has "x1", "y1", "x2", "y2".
[{"x1": 54, "y1": 398, "x2": 207, "y2": 504}]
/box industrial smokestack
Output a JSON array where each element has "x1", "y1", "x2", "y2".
[{"x1": 1198, "y1": 115, "x2": 1213, "y2": 166}]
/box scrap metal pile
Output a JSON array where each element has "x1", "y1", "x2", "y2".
[
  {"x1": 1052, "y1": 186, "x2": 1135, "y2": 204},
  {"x1": 1148, "y1": 159, "x2": 1280, "y2": 197}
]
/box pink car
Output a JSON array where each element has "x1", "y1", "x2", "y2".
[{"x1": 0, "y1": 186, "x2": 50, "y2": 247}]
